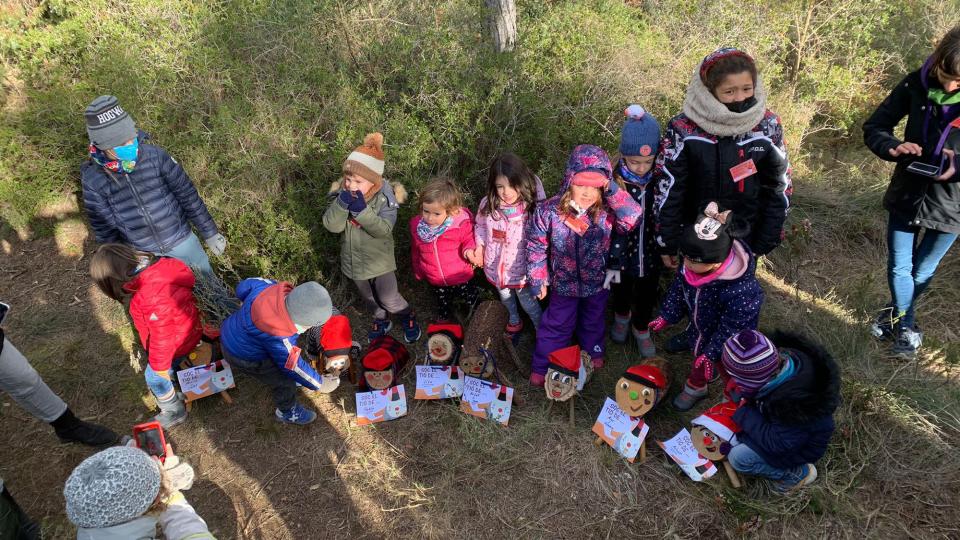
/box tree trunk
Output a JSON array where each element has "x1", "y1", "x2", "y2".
[{"x1": 485, "y1": 0, "x2": 517, "y2": 53}]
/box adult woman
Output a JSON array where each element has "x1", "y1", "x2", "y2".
[{"x1": 864, "y1": 26, "x2": 960, "y2": 358}]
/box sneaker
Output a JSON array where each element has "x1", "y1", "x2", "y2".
[
  {"x1": 891, "y1": 323, "x2": 922, "y2": 359},
  {"x1": 368, "y1": 318, "x2": 393, "y2": 341},
  {"x1": 529, "y1": 372, "x2": 545, "y2": 387},
  {"x1": 772, "y1": 463, "x2": 818, "y2": 494},
  {"x1": 400, "y1": 313, "x2": 422, "y2": 343},
  {"x1": 611, "y1": 312, "x2": 631, "y2": 344},
  {"x1": 664, "y1": 331, "x2": 691, "y2": 353},
  {"x1": 672, "y1": 382, "x2": 708, "y2": 411},
  {"x1": 870, "y1": 305, "x2": 898, "y2": 341},
  {"x1": 275, "y1": 404, "x2": 317, "y2": 425},
  {"x1": 505, "y1": 320, "x2": 524, "y2": 334},
  {"x1": 632, "y1": 327, "x2": 656, "y2": 358}
]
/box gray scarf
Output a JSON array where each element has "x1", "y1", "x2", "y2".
[{"x1": 681, "y1": 62, "x2": 768, "y2": 137}]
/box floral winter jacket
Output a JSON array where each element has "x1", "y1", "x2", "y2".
[
  {"x1": 474, "y1": 177, "x2": 546, "y2": 289},
  {"x1": 527, "y1": 145, "x2": 642, "y2": 298},
  {"x1": 410, "y1": 209, "x2": 477, "y2": 287},
  {"x1": 658, "y1": 240, "x2": 764, "y2": 362}
]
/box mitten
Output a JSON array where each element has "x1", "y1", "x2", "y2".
[
  {"x1": 647, "y1": 316, "x2": 668, "y2": 332},
  {"x1": 602, "y1": 269, "x2": 621, "y2": 289}
]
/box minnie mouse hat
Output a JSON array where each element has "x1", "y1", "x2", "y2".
[{"x1": 679, "y1": 202, "x2": 734, "y2": 264}]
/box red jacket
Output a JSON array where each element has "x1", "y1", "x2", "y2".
[
  {"x1": 124, "y1": 257, "x2": 203, "y2": 372},
  {"x1": 409, "y1": 209, "x2": 476, "y2": 287}
]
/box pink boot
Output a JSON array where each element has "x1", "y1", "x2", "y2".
[{"x1": 529, "y1": 372, "x2": 545, "y2": 387}]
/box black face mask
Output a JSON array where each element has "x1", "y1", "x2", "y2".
[{"x1": 724, "y1": 96, "x2": 757, "y2": 113}]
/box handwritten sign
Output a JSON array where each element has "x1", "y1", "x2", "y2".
[
  {"x1": 176, "y1": 360, "x2": 235, "y2": 402},
  {"x1": 414, "y1": 365, "x2": 464, "y2": 400},
  {"x1": 591, "y1": 397, "x2": 648, "y2": 462},
  {"x1": 459, "y1": 376, "x2": 513, "y2": 426},
  {"x1": 356, "y1": 385, "x2": 407, "y2": 426},
  {"x1": 657, "y1": 429, "x2": 718, "y2": 482}
]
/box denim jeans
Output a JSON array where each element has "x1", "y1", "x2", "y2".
[
  {"x1": 728, "y1": 443, "x2": 805, "y2": 484},
  {"x1": 144, "y1": 365, "x2": 177, "y2": 400},
  {"x1": 222, "y1": 348, "x2": 297, "y2": 411},
  {"x1": 497, "y1": 285, "x2": 542, "y2": 328},
  {"x1": 161, "y1": 232, "x2": 213, "y2": 276},
  {"x1": 887, "y1": 213, "x2": 958, "y2": 327}
]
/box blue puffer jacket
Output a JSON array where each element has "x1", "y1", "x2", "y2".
[
  {"x1": 658, "y1": 240, "x2": 764, "y2": 362},
  {"x1": 219, "y1": 278, "x2": 324, "y2": 390},
  {"x1": 81, "y1": 133, "x2": 218, "y2": 253}
]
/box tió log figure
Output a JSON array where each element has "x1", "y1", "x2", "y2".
[
  {"x1": 594, "y1": 357, "x2": 669, "y2": 462},
  {"x1": 426, "y1": 322, "x2": 464, "y2": 366},
  {"x1": 359, "y1": 336, "x2": 410, "y2": 391},
  {"x1": 544, "y1": 345, "x2": 594, "y2": 426},
  {"x1": 458, "y1": 301, "x2": 521, "y2": 404},
  {"x1": 691, "y1": 402, "x2": 742, "y2": 488}
]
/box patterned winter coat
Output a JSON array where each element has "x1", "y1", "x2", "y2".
[
  {"x1": 607, "y1": 163, "x2": 661, "y2": 278},
  {"x1": 410, "y1": 209, "x2": 477, "y2": 287},
  {"x1": 654, "y1": 112, "x2": 792, "y2": 256},
  {"x1": 658, "y1": 240, "x2": 764, "y2": 361},
  {"x1": 81, "y1": 132, "x2": 218, "y2": 253},
  {"x1": 474, "y1": 176, "x2": 546, "y2": 289},
  {"x1": 527, "y1": 145, "x2": 643, "y2": 298}
]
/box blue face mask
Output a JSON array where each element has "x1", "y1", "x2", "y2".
[{"x1": 112, "y1": 138, "x2": 139, "y2": 162}]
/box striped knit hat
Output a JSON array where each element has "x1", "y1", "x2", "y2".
[
  {"x1": 343, "y1": 132, "x2": 385, "y2": 190},
  {"x1": 721, "y1": 330, "x2": 780, "y2": 397}
]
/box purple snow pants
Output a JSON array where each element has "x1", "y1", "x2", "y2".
[{"x1": 532, "y1": 290, "x2": 610, "y2": 375}]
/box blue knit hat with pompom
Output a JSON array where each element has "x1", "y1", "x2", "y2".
[{"x1": 619, "y1": 104, "x2": 661, "y2": 157}]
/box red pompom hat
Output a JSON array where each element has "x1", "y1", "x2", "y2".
[
  {"x1": 623, "y1": 364, "x2": 667, "y2": 390},
  {"x1": 548, "y1": 345, "x2": 582, "y2": 377},
  {"x1": 691, "y1": 402, "x2": 740, "y2": 442},
  {"x1": 319, "y1": 315, "x2": 353, "y2": 357}
]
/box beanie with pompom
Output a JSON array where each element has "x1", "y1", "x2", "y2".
[{"x1": 343, "y1": 132, "x2": 386, "y2": 194}]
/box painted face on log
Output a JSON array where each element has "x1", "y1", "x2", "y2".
[
  {"x1": 324, "y1": 355, "x2": 349, "y2": 376},
  {"x1": 690, "y1": 425, "x2": 726, "y2": 462},
  {"x1": 459, "y1": 354, "x2": 493, "y2": 379},
  {"x1": 364, "y1": 369, "x2": 394, "y2": 390},
  {"x1": 615, "y1": 377, "x2": 657, "y2": 418},
  {"x1": 428, "y1": 333, "x2": 457, "y2": 365},
  {"x1": 544, "y1": 368, "x2": 577, "y2": 402}
]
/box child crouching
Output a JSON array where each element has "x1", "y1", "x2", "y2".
[{"x1": 722, "y1": 329, "x2": 841, "y2": 493}]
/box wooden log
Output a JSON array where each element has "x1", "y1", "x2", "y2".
[
  {"x1": 485, "y1": 0, "x2": 517, "y2": 53},
  {"x1": 723, "y1": 460, "x2": 742, "y2": 488}
]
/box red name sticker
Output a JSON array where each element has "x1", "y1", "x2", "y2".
[
  {"x1": 729, "y1": 159, "x2": 758, "y2": 183},
  {"x1": 951, "y1": 116, "x2": 960, "y2": 129},
  {"x1": 562, "y1": 215, "x2": 589, "y2": 236},
  {"x1": 491, "y1": 229, "x2": 507, "y2": 243}
]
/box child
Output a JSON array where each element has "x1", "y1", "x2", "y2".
[
  {"x1": 527, "y1": 144, "x2": 642, "y2": 386},
  {"x1": 655, "y1": 47, "x2": 791, "y2": 266},
  {"x1": 607, "y1": 105, "x2": 663, "y2": 356},
  {"x1": 219, "y1": 278, "x2": 344, "y2": 425},
  {"x1": 721, "y1": 329, "x2": 841, "y2": 493},
  {"x1": 90, "y1": 243, "x2": 204, "y2": 428},
  {"x1": 81, "y1": 95, "x2": 225, "y2": 276},
  {"x1": 410, "y1": 178, "x2": 478, "y2": 321},
  {"x1": 322, "y1": 132, "x2": 420, "y2": 343},
  {"x1": 64, "y1": 445, "x2": 214, "y2": 539},
  {"x1": 863, "y1": 25, "x2": 960, "y2": 358},
  {"x1": 471, "y1": 153, "x2": 546, "y2": 334},
  {"x1": 647, "y1": 203, "x2": 763, "y2": 410}
]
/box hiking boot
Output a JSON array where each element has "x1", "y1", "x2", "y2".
[
  {"x1": 891, "y1": 323, "x2": 922, "y2": 359},
  {"x1": 672, "y1": 382, "x2": 708, "y2": 412},
  {"x1": 400, "y1": 312, "x2": 422, "y2": 343},
  {"x1": 529, "y1": 372, "x2": 545, "y2": 387},
  {"x1": 368, "y1": 318, "x2": 393, "y2": 341},
  {"x1": 275, "y1": 403, "x2": 317, "y2": 425},
  {"x1": 154, "y1": 393, "x2": 188, "y2": 428},
  {"x1": 772, "y1": 463, "x2": 818, "y2": 494},
  {"x1": 611, "y1": 312, "x2": 631, "y2": 344},
  {"x1": 870, "y1": 305, "x2": 898, "y2": 341},
  {"x1": 632, "y1": 327, "x2": 656, "y2": 358},
  {"x1": 664, "y1": 330, "x2": 691, "y2": 353},
  {"x1": 52, "y1": 409, "x2": 119, "y2": 447}
]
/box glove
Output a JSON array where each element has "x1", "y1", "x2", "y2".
[
  {"x1": 338, "y1": 190, "x2": 366, "y2": 214},
  {"x1": 647, "y1": 316, "x2": 668, "y2": 332},
  {"x1": 163, "y1": 453, "x2": 196, "y2": 491},
  {"x1": 602, "y1": 269, "x2": 620, "y2": 289},
  {"x1": 605, "y1": 178, "x2": 619, "y2": 196},
  {"x1": 205, "y1": 233, "x2": 227, "y2": 256}
]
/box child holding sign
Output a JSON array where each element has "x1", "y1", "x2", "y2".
[{"x1": 527, "y1": 144, "x2": 642, "y2": 385}]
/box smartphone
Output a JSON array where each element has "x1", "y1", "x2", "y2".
[
  {"x1": 0, "y1": 302, "x2": 9, "y2": 326},
  {"x1": 132, "y1": 421, "x2": 167, "y2": 463},
  {"x1": 906, "y1": 161, "x2": 944, "y2": 177}
]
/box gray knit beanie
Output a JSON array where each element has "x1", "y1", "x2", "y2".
[
  {"x1": 64, "y1": 446, "x2": 161, "y2": 529},
  {"x1": 85, "y1": 95, "x2": 137, "y2": 149},
  {"x1": 285, "y1": 281, "x2": 333, "y2": 329}
]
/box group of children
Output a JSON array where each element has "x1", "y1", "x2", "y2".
[{"x1": 65, "y1": 47, "x2": 839, "y2": 537}]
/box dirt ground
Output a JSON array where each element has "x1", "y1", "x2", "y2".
[{"x1": 1, "y1": 189, "x2": 959, "y2": 539}]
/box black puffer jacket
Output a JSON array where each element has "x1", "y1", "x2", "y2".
[
  {"x1": 733, "y1": 331, "x2": 841, "y2": 469},
  {"x1": 81, "y1": 133, "x2": 218, "y2": 253},
  {"x1": 863, "y1": 62, "x2": 960, "y2": 234}
]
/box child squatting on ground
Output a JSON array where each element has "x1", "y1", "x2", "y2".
[
  {"x1": 64, "y1": 445, "x2": 214, "y2": 539},
  {"x1": 410, "y1": 178, "x2": 480, "y2": 322},
  {"x1": 90, "y1": 244, "x2": 206, "y2": 429},
  {"x1": 470, "y1": 153, "x2": 546, "y2": 334},
  {"x1": 648, "y1": 203, "x2": 764, "y2": 411},
  {"x1": 607, "y1": 105, "x2": 664, "y2": 357},
  {"x1": 322, "y1": 132, "x2": 421, "y2": 343},
  {"x1": 721, "y1": 329, "x2": 841, "y2": 494},
  {"x1": 527, "y1": 144, "x2": 642, "y2": 386}
]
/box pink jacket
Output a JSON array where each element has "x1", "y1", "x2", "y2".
[
  {"x1": 410, "y1": 209, "x2": 477, "y2": 287},
  {"x1": 474, "y1": 198, "x2": 533, "y2": 289}
]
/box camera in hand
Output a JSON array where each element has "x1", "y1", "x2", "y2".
[
  {"x1": 906, "y1": 154, "x2": 947, "y2": 178},
  {"x1": 132, "y1": 421, "x2": 167, "y2": 462}
]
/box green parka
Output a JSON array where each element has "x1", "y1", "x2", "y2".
[{"x1": 322, "y1": 181, "x2": 402, "y2": 280}]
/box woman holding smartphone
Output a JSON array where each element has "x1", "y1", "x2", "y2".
[{"x1": 863, "y1": 25, "x2": 960, "y2": 358}]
